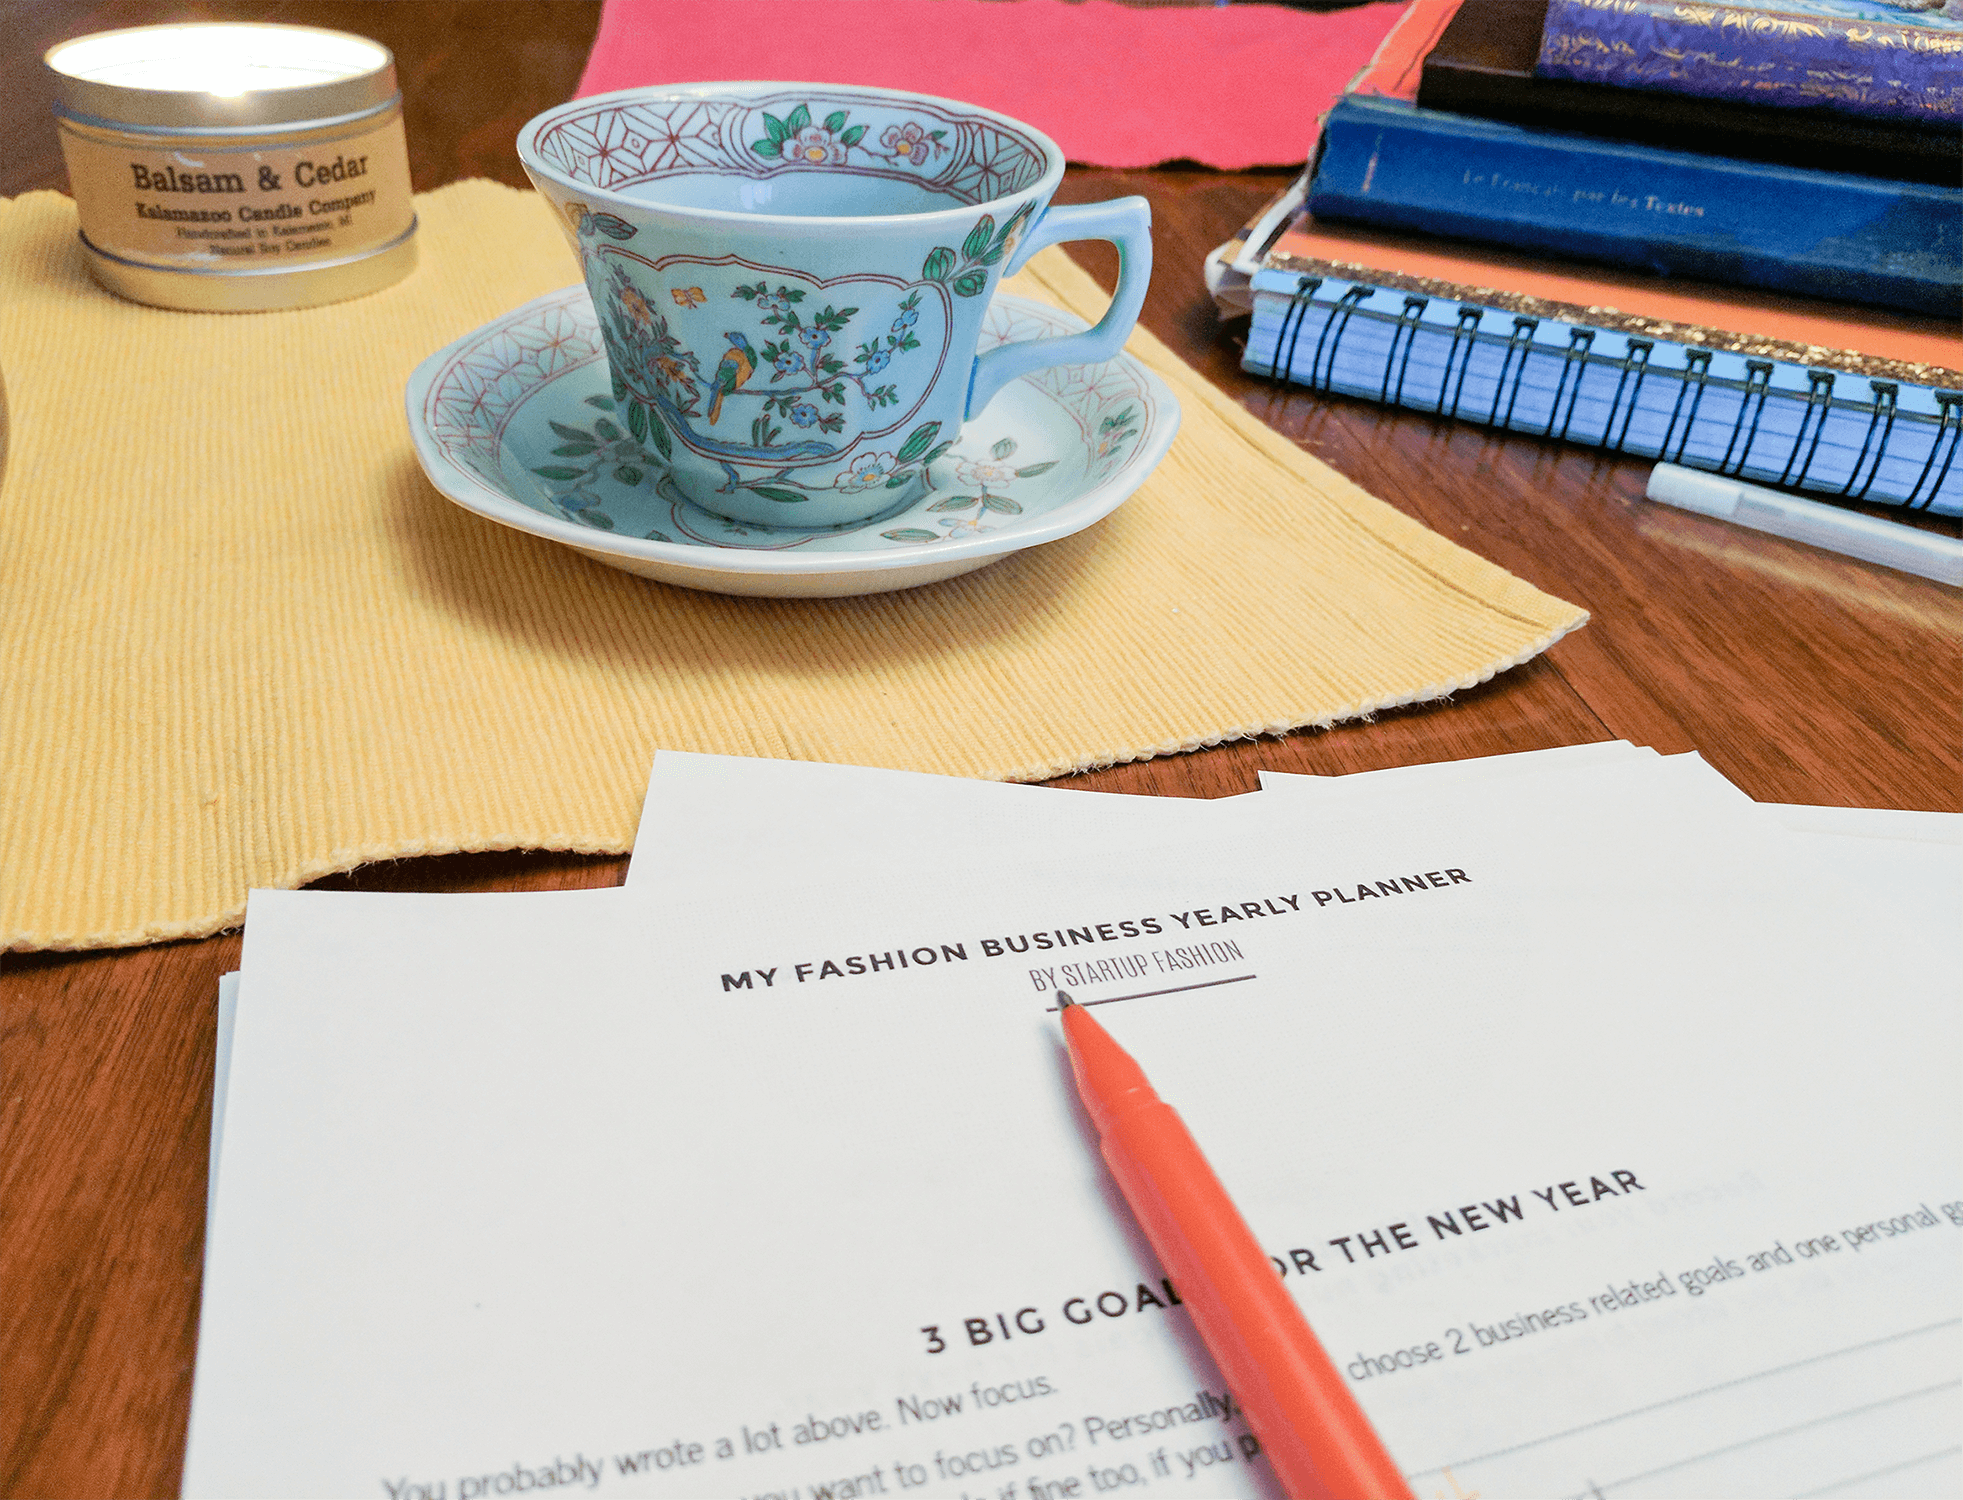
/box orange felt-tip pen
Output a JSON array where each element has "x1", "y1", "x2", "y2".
[{"x1": 1056, "y1": 992, "x2": 1414, "y2": 1500}]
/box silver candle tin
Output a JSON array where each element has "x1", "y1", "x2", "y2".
[{"x1": 45, "y1": 23, "x2": 418, "y2": 312}]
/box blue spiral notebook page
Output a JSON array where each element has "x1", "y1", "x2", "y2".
[{"x1": 1246, "y1": 270, "x2": 1962, "y2": 515}]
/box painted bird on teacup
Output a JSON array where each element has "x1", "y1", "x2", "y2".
[
  {"x1": 705, "y1": 332, "x2": 756, "y2": 426},
  {"x1": 595, "y1": 260, "x2": 938, "y2": 466}
]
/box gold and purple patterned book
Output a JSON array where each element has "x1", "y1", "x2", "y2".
[{"x1": 1537, "y1": 0, "x2": 1963, "y2": 124}]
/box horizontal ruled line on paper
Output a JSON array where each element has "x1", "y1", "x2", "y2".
[
  {"x1": 1044, "y1": 974, "x2": 1256, "y2": 1012},
  {"x1": 1796, "y1": 1446, "x2": 1963, "y2": 1499},
  {"x1": 1584, "y1": 1379, "x2": 1961, "y2": 1497},
  {"x1": 1407, "y1": 1318, "x2": 1962, "y2": 1485}
]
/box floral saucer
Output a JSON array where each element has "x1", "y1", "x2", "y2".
[{"x1": 405, "y1": 285, "x2": 1179, "y2": 597}]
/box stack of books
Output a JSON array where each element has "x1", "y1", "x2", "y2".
[{"x1": 1213, "y1": 0, "x2": 1962, "y2": 515}]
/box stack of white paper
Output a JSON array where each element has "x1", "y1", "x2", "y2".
[{"x1": 190, "y1": 746, "x2": 1961, "y2": 1500}]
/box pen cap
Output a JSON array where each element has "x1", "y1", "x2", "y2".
[
  {"x1": 1646, "y1": 463, "x2": 1739, "y2": 519},
  {"x1": 1646, "y1": 464, "x2": 1963, "y2": 588},
  {"x1": 1729, "y1": 494, "x2": 1963, "y2": 588}
]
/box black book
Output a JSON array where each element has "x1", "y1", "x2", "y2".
[{"x1": 1416, "y1": 0, "x2": 1960, "y2": 188}]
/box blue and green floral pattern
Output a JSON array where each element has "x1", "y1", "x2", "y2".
[
  {"x1": 415, "y1": 286, "x2": 1160, "y2": 556},
  {"x1": 561, "y1": 199, "x2": 1036, "y2": 513}
]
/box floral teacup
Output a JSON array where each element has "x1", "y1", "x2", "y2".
[{"x1": 518, "y1": 82, "x2": 1151, "y2": 528}]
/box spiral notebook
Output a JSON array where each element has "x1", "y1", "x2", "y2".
[
  {"x1": 1233, "y1": 152, "x2": 1963, "y2": 515},
  {"x1": 1246, "y1": 266, "x2": 1962, "y2": 514}
]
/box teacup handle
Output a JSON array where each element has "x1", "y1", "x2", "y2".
[{"x1": 965, "y1": 196, "x2": 1153, "y2": 420}]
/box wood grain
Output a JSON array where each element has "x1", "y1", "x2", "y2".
[{"x1": 3, "y1": 2, "x2": 1958, "y2": 1495}]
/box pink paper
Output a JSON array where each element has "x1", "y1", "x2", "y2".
[{"x1": 575, "y1": 0, "x2": 1409, "y2": 169}]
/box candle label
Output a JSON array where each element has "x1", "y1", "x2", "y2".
[{"x1": 59, "y1": 113, "x2": 414, "y2": 273}]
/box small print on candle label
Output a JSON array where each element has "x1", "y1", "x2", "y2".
[{"x1": 59, "y1": 114, "x2": 414, "y2": 271}]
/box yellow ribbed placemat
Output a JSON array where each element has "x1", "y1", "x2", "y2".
[{"x1": 0, "y1": 181, "x2": 1584, "y2": 951}]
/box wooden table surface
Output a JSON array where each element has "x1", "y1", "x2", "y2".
[{"x1": 4, "y1": 3, "x2": 1958, "y2": 1495}]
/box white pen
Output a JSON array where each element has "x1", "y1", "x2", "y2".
[{"x1": 1645, "y1": 463, "x2": 1963, "y2": 587}]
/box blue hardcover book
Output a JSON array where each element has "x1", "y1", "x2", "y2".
[
  {"x1": 1305, "y1": 95, "x2": 1962, "y2": 319},
  {"x1": 1537, "y1": 0, "x2": 1963, "y2": 127}
]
